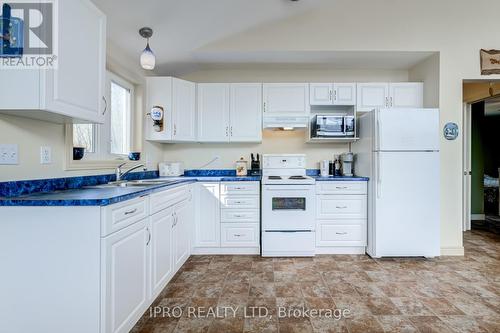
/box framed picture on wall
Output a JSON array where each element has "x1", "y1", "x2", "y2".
[{"x1": 480, "y1": 49, "x2": 500, "y2": 75}]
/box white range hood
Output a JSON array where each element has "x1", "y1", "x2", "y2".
[{"x1": 263, "y1": 116, "x2": 309, "y2": 130}]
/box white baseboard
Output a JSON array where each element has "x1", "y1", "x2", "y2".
[
  {"x1": 440, "y1": 246, "x2": 465, "y2": 256},
  {"x1": 471, "y1": 214, "x2": 485, "y2": 220},
  {"x1": 191, "y1": 247, "x2": 260, "y2": 255}
]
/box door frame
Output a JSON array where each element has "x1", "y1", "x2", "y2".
[{"x1": 462, "y1": 102, "x2": 472, "y2": 231}]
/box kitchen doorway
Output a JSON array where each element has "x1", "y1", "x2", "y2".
[{"x1": 463, "y1": 81, "x2": 500, "y2": 233}]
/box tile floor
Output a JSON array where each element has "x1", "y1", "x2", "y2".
[{"x1": 132, "y1": 230, "x2": 500, "y2": 333}]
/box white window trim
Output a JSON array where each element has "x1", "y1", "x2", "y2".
[{"x1": 65, "y1": 71, "x2": 136, "y2": 171}]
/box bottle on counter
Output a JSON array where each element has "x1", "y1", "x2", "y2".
[{"x1": 334, "y1": 155, "x2": 342, "y2": 177}]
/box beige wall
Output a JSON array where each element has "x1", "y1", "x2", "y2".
[
  {"x1": 409, "y1": 54, "x2": 440, "y2": 108},
  {"x1": 0, "y1": 41, "x2": 164, "y2": 182}
]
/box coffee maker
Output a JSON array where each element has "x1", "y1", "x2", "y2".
[{"x1": 341, "y1": 153, "x2": 354, "y2": 177}]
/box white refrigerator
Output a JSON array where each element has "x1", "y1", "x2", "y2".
[{"x1": 353, "y1": 108, "x2": 440, "y2": 258}]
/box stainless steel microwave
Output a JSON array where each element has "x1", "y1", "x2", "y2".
[{"x1": 313, "y1": 115, "x2": 355, "y2": 137}]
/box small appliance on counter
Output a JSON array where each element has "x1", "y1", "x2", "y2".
[
  {"x1": 235, "y1": 157, "x2": 248, "y2": 176},
  {"x1": 248, "y1": 153, "x2": 261, "y2": 176},
  {"x1": 341, "y1": 153, "x2": 354, "y2": 177},
  {"x1": 320, "y1": 160, "x2": 330, "y2": 177},
  {"x1": 313, "y1": 115, "x2": 355, "y2": 138},
  {"x1": 159, "y1": 161, "x2": 184, "y2": 177}
]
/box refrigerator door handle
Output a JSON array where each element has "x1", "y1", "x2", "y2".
[
  {"x1": 376, "y1": 109, "x2": 381, "y2": 151},
  {"x1": 377, "y1": 154, "x2": 382, "y2": 198}
]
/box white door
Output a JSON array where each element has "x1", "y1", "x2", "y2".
[
  {"x1": 194, "y1": 183, "x2": 221, "y2": 247},
  {"x1": 230, "y1": 83, "x2": 263, "y2": 142},
  {"x1": 149, "y1": 208, "x2": 174, "y2": 300},
  {"x1": 172, "y1": 78, "x2": 196, "y2": 141},
  {"x1": 102, "y1": 220, "x2": 149, "y2": 333},
  {"x1": 197, "y1": 84, "x2": 230, "y2": 142},
  {"x1": 263, "y1": 83, "x2": 310, "y2": 115},
  {"x1": 173, "y1": 200, "x2": 191, "y2": 271},
  {"x1": 463, "y1": 103, "x2": 472, "y2": 231},
  {"x1": 389, "y1": 83, "x2": 423, "y2": 108},
  {"x1": 333, "y1": 83, "x2": 357, "y2": 106},
  {"x1": 377, "y1": 108, "x2": 440, "y2": 151},
  {"x1": 374, "y1": 152, "x2": 440, "y2": 257},
  {"x1": 310, "y1": 83, "x2": 333, "y2": 105},
  {"x1": 44, "y1": 0, "x2": 106, "y2": 123},
  {"x1": 356, "y1": 83, "x2": 389, "y2": 112}
]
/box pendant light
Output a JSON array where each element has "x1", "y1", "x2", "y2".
[{"x1": 139, "y1": 27, "x2": 155, "y2": 70}]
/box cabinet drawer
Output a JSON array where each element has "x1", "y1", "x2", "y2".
[
  {"x1": 220, "y1": 182, "x2": 260, "y2": 196},
  {"x1": 316, "y1": 182, "x2": 367, "y2": 195},
  {"x1": 316, "y1": 223, "x2": 366, "y2": 247},
  {"x1": 101, "y1": 196, "x2": 149, "y2": 237},
  {"x1": 150, "y1": 184, "x2": 190, "y2": 215},
  {"x1": 221, "y1": 209, "x2": 260, "y2": 223},
  {"x1": 221, "y1": 223, "x2": 260, "y2": 247},
  {"x1": 317, "y1": 195, "x2": 367, "y2": 219},
  {"x1": 221, "y1": 196, "x2": 259, "y2": 209}
]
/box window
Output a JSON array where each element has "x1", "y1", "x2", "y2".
[{"x1": 69, "y1": 71, "x2": 134, "y2": 167}]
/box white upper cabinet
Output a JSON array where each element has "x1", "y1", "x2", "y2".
[
  {"x1": 310, "y1": 83, "x2": 356, "y2": 106},
  {"x1": 0, "y1": 0, "x2": 106, "y2": 123},
  {"x1": 229, "y1": 83, "x2": 262, "y2": 142},
  {"x1": 310, "y1": 83, "x2": 333, "y2": 105},
  {"x1": 146, "y1": 77, "x2": 197, "y2": 142},
  {"x1": 263, "y1": 83, "x2": 310, "y2": 116},
  {"x1": 389, "y1": 83, "x2": 424, "y2": 108},
  {"x1": 357, "y1": 82, "x2": 423, "y2": 112},
  {"x1": 197, "y1": 84, "x2": 230, "y2": 142},
  {"x1": 333, "y1": 83, "x2": 357, "y2": 105},
  {"x1": 356, "y1": 83, "x2": 390, "y2": 112},
  {"x1": 197, "y1": 83, "x2": 262, "y2": 143}
]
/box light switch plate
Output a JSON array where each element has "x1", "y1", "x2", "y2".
[
  {"x1": 40, "y1": 146, "x2": 52, "y2": 164},
  {"x1": 0, "y1": 144, "x2": 19, "y2": 165}
]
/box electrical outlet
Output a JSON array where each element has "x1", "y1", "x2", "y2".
[
  {"x1": 40, "y1": 146, "x2": 52, "y2": 164},
  {"x1": 0, "y1": 144, "x2": 19, "y2": 165}
]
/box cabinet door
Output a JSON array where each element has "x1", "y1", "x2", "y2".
[
  {"x1": 172, "y1": 78, "x2": 196, "y2": 141},
  {"x1": 44, "y1": 0, "x2": 106, "y2": 123},
  {"x1": 263, "y1": 83, "x2": 310, "y2": 115},
  {"x1": 173, "y1": 200, "x2": 191, "y2": 270},
  {"x1": 310, "y1": 83, "x2": 333, "y2": 105},
  {"x1": 102, "y1": 219, "x2": 148, "y2": 333},
  {"x1": 230, "y1": 83, "x2": 263, "y2": 142},
  {"x1": 356, "y1": 83, "x2": 389, "y2": 112},
  {"x1": 149, "y1": 209, "x2": 174, "y2": 300},
  {"x1": 389, "y1": 83, "x2": 423, "y2": 108},
  {"x1": 197, "y1": 84, "x2": 230, "y2": 142},
  {"x1": 194, "y1": 183, "x2": 221, "y2": 247},
  {"x1": 333, "y1": 83, "x2": 357, "y2": 106},
  {"x1": 145, "y1": 77, "x2": 173, "y2": 141}
]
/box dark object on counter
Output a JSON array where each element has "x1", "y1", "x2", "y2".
[
  {"x1": 73, "y1": 147, "x2": 85, "y2": 160},
  {"x1": 128, "y1": 152, "x2": 141, "y2": 161},
  {"x1": 251, "y1": 153, "x2": 261, "y2": 171},
  {"x1": 329, "y1": 161, "x2": 335, "y2": 176}
]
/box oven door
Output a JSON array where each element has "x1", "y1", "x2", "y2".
[{"x1": 262, "y1": 185, "x2": 315, "y2": 231}]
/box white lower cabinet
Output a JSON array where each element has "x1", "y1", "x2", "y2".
[
  {"x1": 193, "y1": 181, "x2": 260, "y2": 254},
  {"x1": 149, "y1": 208, "x2": 174, "y2": 300},
  {"x1": 173, "y1": 199, "x2": 192, "y2": 271},
  {"x1": 102, "y1": 219, "x2": 149, "y2": 333},
  {"x1": 315, "y1": 182, "x2": 368, "y2": 254}
]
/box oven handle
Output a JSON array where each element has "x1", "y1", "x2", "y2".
[{"x1": 265, "y1": 230, "x2": 313, "y2": 233}]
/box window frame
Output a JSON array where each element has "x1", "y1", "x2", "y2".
[{"x1": 65, "y1": 71, "x2": 136, "y2": 170}]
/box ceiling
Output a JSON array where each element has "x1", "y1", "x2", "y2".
[{"x1": 92, "y1": 0, "x2": 434, "y2": 75}]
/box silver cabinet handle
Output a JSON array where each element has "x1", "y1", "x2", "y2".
[
  {"x1": 336, "y1": 232, "x2": 348, "y2": 235},
  {"x1": 146, "y1": 227, "x2": 151, "y2": 245},
  {"x1": 390, "y1": 96, "x2": 393, "y2": 107},
  {"x1": 335, "y1": 186, "x2": 348, "y2": 190},
  {"x1": 102, "y1": 96, "x2": 107, "y2": 115},
  {"x1": 174, "y1": 124, "x2": 177, "y2": 136},
  {"x1": 124, "y1": 208, "x2": 137, "y2": 215},
  {"x1": 226, "y1": 126, "x2": 229, "y2": 137},
  {"x1": 230, "y1": 126, "x2": 233, "y2": 137},
  {"x1": 336, "y1": 206, "x2": 348, "y2": 209},
  {"x1": 329, "y1": 90, "x2": 333, "y2": 101},
  {"x1": 385, "y1": 96, "x2": 389, "y2": 108},
  {"x1": 233, "y1": 214, "x2": 244, "y2": 218},
  {"x1": 234, "y1": 234, "x2": 243, "y2": 237},
  {"x1": 234, "y1": 201, "x2": 244, "y2": 204},
  {"x1": 334, "y1": 89, "x2": 337, "y2": 101},
  {"x1": 263, "y1": 102, "x2": 266, "y2": 112}
]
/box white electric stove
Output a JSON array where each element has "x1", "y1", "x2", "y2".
[{"x1": 261, "y1": 154, "x2": 316, "y2": 257}]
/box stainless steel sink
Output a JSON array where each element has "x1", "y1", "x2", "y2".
[{"x1": 84, "y1": 179, "x2": 176, "y2": 189}]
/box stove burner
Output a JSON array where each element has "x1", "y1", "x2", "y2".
[
  {"x1": 268, "y1": 176, "x2": 282, "y2": 180},
  {"x1": 289, "y1": 176, "x2": 307, "y2": 180}
]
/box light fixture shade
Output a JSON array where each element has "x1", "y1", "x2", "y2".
[{"x1": 140, "y1": 44, "x2": 156, "y2": 70}]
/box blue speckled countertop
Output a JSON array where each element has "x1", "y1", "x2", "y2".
[{"x1": 313, "y1": 176, "x2": 369, "y2": 181}]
